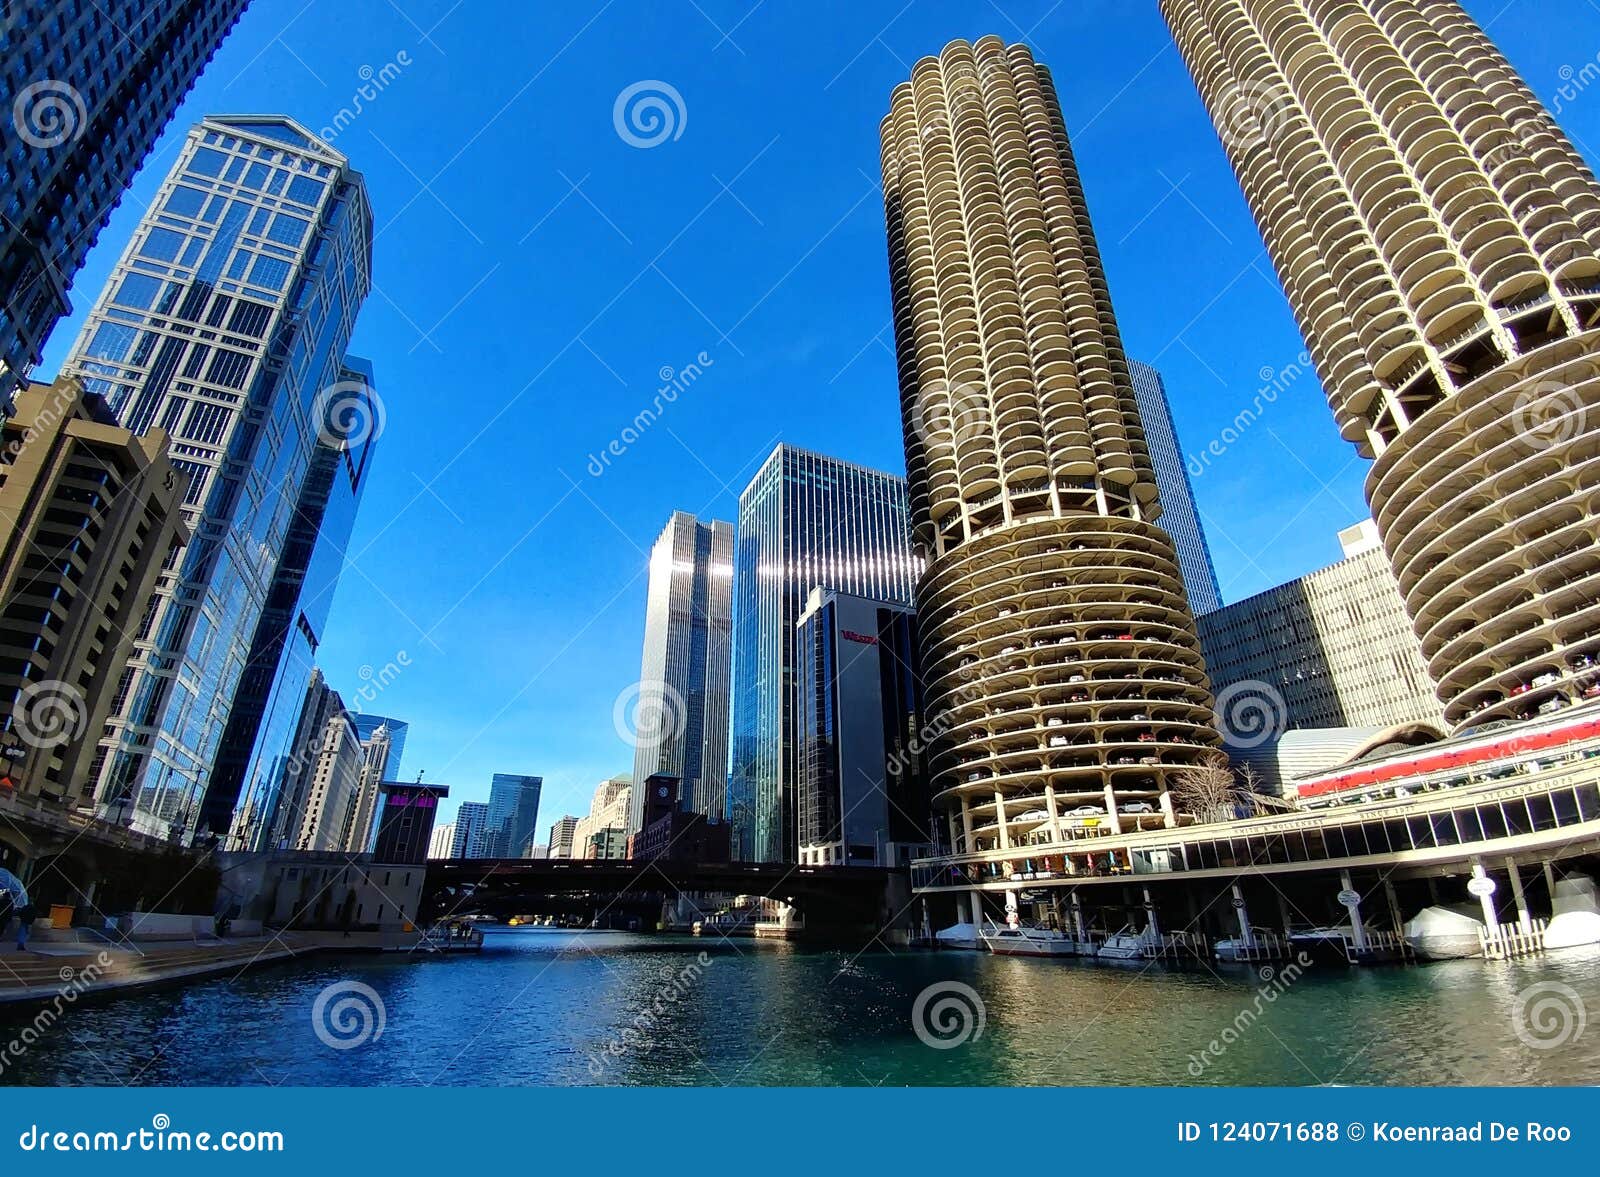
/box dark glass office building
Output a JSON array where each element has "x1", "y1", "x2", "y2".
[
  {"x1": 796, "y1": 588, "x2": 930, "y2": 867},
  {"x1": 727, "y1": 445, "x2": 918, "y2": 862},
  {"x1": 2, "y1": 1, "x2": 250, "y2": 411},
  {"x1": 486, "y1": 773, "x2": 542, "y2": 858}
]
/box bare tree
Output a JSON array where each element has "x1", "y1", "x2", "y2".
[{"x1": 1171, "y1": 754, "x2": 1245, "y2": 824}]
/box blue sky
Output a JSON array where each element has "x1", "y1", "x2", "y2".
[{"x1": 37, "y1": 0, "x2": 1600, "y2": 832}]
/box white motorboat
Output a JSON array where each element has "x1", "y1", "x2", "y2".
[
  {"x1": 1214, "y1": 929, "x2": 1276, "y2": 962},
  {"x1": 1096, "y1": 926, "x2": 1154, "y2": 960},
  {"x1": 980, "y1": 922, "x2": 1080, "y2": 957},
  {"x1": 1288, "y1": 924, "x2": 1355, "y2": 964},
  {"x1": 1544, "y1": 877, "x2": 1600, "y2": 951},
  {"x1": 1404, "y1": 905, "x2": 1484, "y2": 960},
  {"x1": 935, "y1": 921, "x2": 981, "y2": 951}
]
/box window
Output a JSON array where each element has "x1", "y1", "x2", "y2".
[
  {"x1": 187, "y1": 147, "x2": 227, "y2": 177},
  {"x1": 226, "y1": 300, "x2": 271, "y2": 338},
  {"x1": 163, "y1": 186, "x2": 206, "y2": 217},
  {"x1": 180, "y1": 403, "x2": 230, "y2": 446},
  {"x1": 113, "y1": 273, "x2": 162, "y2": 309},
  {"x1": 266, "y1": 213, "x2": 308, "y2": 247},
  {"x1": 249, "y1": 255, "x2": 291, "y2": 291},
  {"x1": 205, "y1": 349, "x2": 252, "y2": 390},
  {"x1": 140, "y1": 228, "x2": 184, "y2": 262},
  {"x1": 86, "y1": 322, "x2": 139, "y2": 363},
  {"x1": 286, "y1": 175, "x2": 324, "y2": 205}
]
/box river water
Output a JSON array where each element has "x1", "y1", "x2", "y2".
[{"x1": 3, "y1": 929, "x2": 1597, "y2": 1085}]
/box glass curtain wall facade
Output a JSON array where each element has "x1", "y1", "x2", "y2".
[
  {"x1": 486, "y1": 773, "x2": 543, "y2": 858},
  {"x1": 62, "y1": 115, "x2": 372, "y2": 839},
  {"x1": 727, "y1": 445, "x2": 919, "y2": 862},
  {"x1": 1, "y1": 0, "x2": 249, "y2": 411},
  {"x1": 629, "y1": 511, "x2": 733, "y2": 832},
  {"x1": 215, "y1": 356, "x2": 377, "y2": 847},
  {"x1": 1128, "y1": 360, "x2": 1222, "y2": 615},
  {"x1": 351, "y1": 714, "x2": 407, "y2": 779}
]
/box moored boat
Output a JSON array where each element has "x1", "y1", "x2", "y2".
[
  {"x1": 1096, "y1": 925, "x2": 1155, "y2": 960},
  {"x1": 979, "y1": 922, "x2": 1080, "y2": 957},
  {"x1": 1403, "y1": 905, "x2": 1484, "y2": 960},
  {"x1": 1544, "y1": 876, "x2": 1600, "y2": 951}
]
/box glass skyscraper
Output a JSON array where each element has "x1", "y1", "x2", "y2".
[
  {"x1": 486, "y1": 773, "x2": 542, "y2": 858},
  {"x1": 1, "y1": 1, "x2": 250, "y2": 411},
  {"x1": 213, "y1": 356, "x2": 378, "y2": 846},
  {"x1": 62, "y1": 115, "x2": 373, "y2": 839},
  {"x1": 351, "y1": 713, "x2": 408, "y2": 780},
  {"x1": 1128, "y1": 360, "x2": 1222, "y2": 616},
  {"x1": 628, "y1": 511, "x2": 733, "y2": 832},
  {"x1": 727, "y1": 445, "x2": 919, "y2": 862}
]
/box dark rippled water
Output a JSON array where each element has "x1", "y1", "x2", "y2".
[{"x1": 2, "y1": 929, "x2": 1597, "y2": 1085}]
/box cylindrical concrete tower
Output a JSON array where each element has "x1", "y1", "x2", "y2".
[
  {"x1": 881, "y1": 36, "x2": 1219, "y2": 860},
  {"x1": 1163, "y1": 0, "x2": 1600, "y2": 728}
]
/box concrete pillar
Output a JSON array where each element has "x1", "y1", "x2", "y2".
[
  {"x1": 994, "y1": 790, "x2": 1011, "y2": 851},
  {"x1": 969, "y1": 890, "x2": 983, "y2": 929},
  {"x1": 1103, "y1": 783, "x2": 1122, "y2": 834},
  {"x1": 1070, "y1": 890, "x2": 1087, "y2": 940},
  {"x1": 1050, "y1": 892, "x2": 1063, "y2": 931},
  {"x1": 1384, "y1": 880, "x2": 1404, "y2": 936},
  {"x1": 947, "y1": 812, "x2": 961, "y2": 857},
  {"x1": 1340, "y1": 870, "x2": 1367, "y2": 952},
  {"x1": 1231, "y1": 883, "x2": 1255, "y2": 946},
  {"x1": 1543, "y1": 860, "x2": 1558, "y2": 903},
  {"x1": 1506, "y1": 858, "x2": 1531, "y2": 930},
  {"x1": 1143, "y1": 887, "x2": 1160, "y2": 938},
  {"x1": 960, "y1": 795, "x2": 974, "y2": 852},
  {"x1": 1044, "y1": 784, "x2": 1060, "y2": 843},
  {"x1": 1159, "y1": 789, "x2": 1177, "y2": 829},
  {"x1": 1471, "y1": 861, "x2": 1500, "y2": 931}
]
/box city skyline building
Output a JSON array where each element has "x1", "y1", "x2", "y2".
[
  {"x1": 1, "y1": 1, "x2": 250, "y2": 411},
  {"x1": 546, "y1": 815, "x2": 579, "y2": 859},
  {"x1": 342, "y1": 719, "x2": 393, "y2": 853},
  {"x1": 727, "y1": 444, "x2": 920, "y2": 862},
  {"x1": 880, "y1": 37, "x2": 1219, "y2": 872},
  {"x1": 450, "y1": 799, "x2": 489, "y2": 858},
  {"x1": 427, "y1": 820, "x2": 455, "y2": 861},
  {"x1": 351, "y1": 713, "x2": 407, "y2": 780},
  {"x1": 575, "y1": 773, "x2": 631, "y2": 860},
  {"x1": 628, "y1": 511, "x2": 733, "y2": 832},
  {"x1": 213, "y1": 356, "x2": 378, "y2": 844},
  {"x1": 253, "y1": 668, "x2": 341, "y2": 850},
  {"x1": 1197, "y1": 520, "x2": 1445, "y2": 762},
  {"x1": 795, "y1": 588, "x2": 930, "y2": 867},
  {"x1": 0, "y1": 377, "x2": 188, "y2": 809},
  {"x1": 61, "y1": 114, "x2": 373, "y2": 838},
  {"x1": 486, "y1": 772, "x2": 542, "y2": 858},
  {"x1": 290, "y1": 707, "x2": 361, "y2": 852},
  {"x1": 1128, "y1": 359, "x2": 1222, "y2": 616},
  {"x1": 1163, "y1": 0, "x2": 1600, "y2": 729}
]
